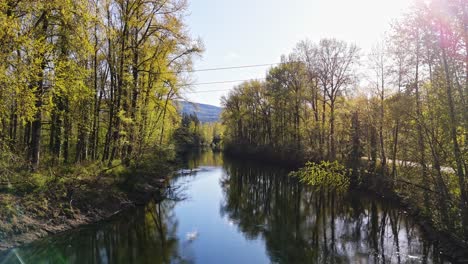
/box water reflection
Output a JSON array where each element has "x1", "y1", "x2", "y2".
[
  {"x1": 179, "y1": 150, "x2": 224, "y2": 168},
  {"x1": 220, "y1": 158, "x2": 447, "y2": 264},
  {"x1": 0, "y1": 201, "x2": 193, "y2": 264},
  {"x1": 0, "y1": 152, "x2": 450, "y2": 264}
]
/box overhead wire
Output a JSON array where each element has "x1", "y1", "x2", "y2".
[
  {"x1": 178, "y1": 52, "x2": 397, "y2": 94},
  {"x1": 171, "y1": 54, "x2": 379, "y2": 75},
  {"x1": 179, "y1": 63, "x2": 281, "y2": 73},
  {"x1": 180, "y1": 78, "x2": 266, "y2": 88}
]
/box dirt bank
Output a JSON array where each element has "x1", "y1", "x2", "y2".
[{"x1": 0, "y1": 174, "x2": 169, "y2": 252}]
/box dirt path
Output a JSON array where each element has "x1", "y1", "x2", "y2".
[{"x1": 361, "y1": 157, "x2": 455, "y2": 174}]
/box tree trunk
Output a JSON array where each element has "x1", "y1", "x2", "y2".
[
  {"x1": 414, "y1": 32, "x2": 430, "y2": 210},
  {"x1": 441, "y1": 28, "x2": 468, "y2": 239},
  {"x1": 63, "y1": 104, "x2": 71, "y2": 164},
  {"x1": 29, "y1": 12, "x2": 48, "y2": 171},
  {"x1": 329, "y1": 102, "x2": 336, "y2": 160}
]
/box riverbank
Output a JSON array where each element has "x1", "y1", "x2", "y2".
[
  {"x1": 224, "y1": 147, "x2": 468, "y2": 263},
  {"x1": 0, "y1": 154, "x2": 175, "y2": 252},
  {"x1": 223, "y1": 144, "x2": 308, "y2": 168}
]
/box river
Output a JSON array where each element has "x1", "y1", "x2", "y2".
[{"x1": 0, "y1": 151, "x2": 451, "y2": 263}]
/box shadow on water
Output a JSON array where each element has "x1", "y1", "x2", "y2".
[
  {"x1": 221, "y1": 157, "x2": 449, "y2": 263},
  {"x1": 0, "y1": 151, "x2": 452, "y2": 263}
]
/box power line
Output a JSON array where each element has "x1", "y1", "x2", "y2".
[
  {"x1": 180, "y1": 63, "x2": 280, "y2": 73},
  {"x1": 184, "y1": 89, "x2": 232, "y2": 94},
  {"x1": 172, "y1": 56, "x2": 378, "y2": 75},
  {"x1": 180, "y1": 78, "x2": 266, "y2": 87},
  {"x1": 177, "y1": 54, "x2": 400, "y2": 92},
  {"x1": 180, "y1": 68, "x2": 391, "y2": 93}
]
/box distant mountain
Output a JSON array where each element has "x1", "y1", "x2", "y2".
[{"x1": 176, "y1": 101, "x2": 222, "y2": 123}]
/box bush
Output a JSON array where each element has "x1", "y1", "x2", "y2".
[
  {"x1": 289, "y1": 161, "x2": 350, "y2": 193},
  {"x1": 118, "y1": 145, "x2": 176, "y2": 187}
]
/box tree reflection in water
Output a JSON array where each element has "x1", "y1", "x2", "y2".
[
  {"x1": 1, "y1": 200, "x2": 193, "y2": 264},
  {"x1": 220, "y1": 158, "x2": 446, "y2": 264},
  {"x1": 0, "y1": 152, "x2": 451, "y2": 264}
]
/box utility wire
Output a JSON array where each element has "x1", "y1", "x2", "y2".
[
  {"x1": 180, "y1": 78, "x2": 265, "y2": 87},
  {"x1": 184, "y1": 89, "x2": 233, "y2": 94},
  {"x1": 179, "y1": 63, "x2": 280, "y2": 73},
  {"x1": 170, "y1": 55, "x2": 380, "y2": 75},
  {"x1": 176, "y1": 53, "x2": 399, "y2": 92}
]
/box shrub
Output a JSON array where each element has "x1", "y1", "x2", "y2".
[{"x1": 289, "y1": 161, "x2": 350, "y2": 193}]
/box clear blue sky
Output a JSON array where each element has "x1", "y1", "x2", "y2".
[{"x1": 183, "y1": 0, "x2": 411, "y2": 106}]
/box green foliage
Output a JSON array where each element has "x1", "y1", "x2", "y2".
[
  {"x1": 290, "y1": 161, "x2": 350, "y2": 192},
  {"x1": 173, "y1": 113, "x2": 202, "y2": 152},
  {"x1": 127, "y1": 146, "x2": 176, "y2": 178},
  {"x1": 0, "y1": 195, "x2": 17, "y2": 221},
  {"x1": 0, "y1": 0, "x2": 206, "y2": 244},
  {"x1": 172, "y1": 113, "x2": 224, "y2": 152},
  {"x1": 0, "y1": 0, "x2": 203, "y2": 170},
  {"x1": 222, "y1": 42, "x2": 359, "y2": 160}
]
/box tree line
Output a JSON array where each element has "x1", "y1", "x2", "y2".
[
  {"x1": 0, "y1": 0, "x2": 202, "y2": 171},
  {"x1": 173, "y1": 112, "x2": 223, "y2": 153},
  {"x1": 221, "y1": 0, "x2": 468, "y2": 240}
]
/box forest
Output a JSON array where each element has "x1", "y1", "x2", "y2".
[
  {"x1": 0, "y1": 0, "x2": 205, "y2": 174},
  {"x1": 221, "y1": 0, "x2": 468, "y2": 242},
  {"x1": 0, "y1": 0, "x2": 214, "y2": 246}
]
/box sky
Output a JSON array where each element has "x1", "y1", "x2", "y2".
[{"x1": 183, "y1": 0, "x2": 412, "y2": 106}]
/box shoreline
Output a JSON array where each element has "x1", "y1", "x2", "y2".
[{"x1": 0, "y1": 169, "x2": 171, "y2": 253}]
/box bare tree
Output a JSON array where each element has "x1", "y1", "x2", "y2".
[
  {"x1": 368, "y1": 41, "x2": 391, "y2": 173},
  {"x1": 315, "y1": 39, "x2": 359, "y2": 160}
]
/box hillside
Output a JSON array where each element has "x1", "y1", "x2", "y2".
[{"x1": 176, "y1": 101, "x2": 222, "y2": 123}]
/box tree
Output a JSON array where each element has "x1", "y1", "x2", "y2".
[
  {"x1": 314, "y1": 39, "x2": 359, "y2": 160},
  {"x1": 0, "y1": 0, "x2": 202, "y2": 171}
]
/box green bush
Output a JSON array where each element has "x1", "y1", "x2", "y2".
[{"x1": 289, "y1": 161, "x2": 350, "y2": 192}]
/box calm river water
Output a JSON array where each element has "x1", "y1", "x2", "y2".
[{"x1": 0, "y1": 151, "x2": 451, "y2": 263}]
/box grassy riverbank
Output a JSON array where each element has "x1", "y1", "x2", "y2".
[{"x1": 0, "y1": 149, "x2": 176, "y2": 251}]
